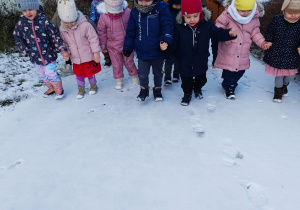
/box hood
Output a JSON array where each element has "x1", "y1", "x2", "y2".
[
  {"x1": 97, "y1": 0, "x2": 128, "y2": 14},
  {"x1": 60, "y1": 11, "x2": 87, "y2": 31},
  {"x1": 223, "y1": 0, "x2": 264, "y2": 17},
  {"x1": 176, "y1": 7, "x2": 211, "y2": 24}
]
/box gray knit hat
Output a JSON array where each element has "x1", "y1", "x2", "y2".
[{"x1": 16, "y1": 0, "x2": 40, "y2": 12}]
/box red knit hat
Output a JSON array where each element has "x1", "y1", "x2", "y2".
[{"x1": 181, "y1": 0, "x2": 202, "y2": 15}]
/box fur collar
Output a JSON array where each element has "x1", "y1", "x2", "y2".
[
  {"x1": 97, "y1": 1, "x2": 128, "y2": 14},
  {"x1": 176, "y1": 7, "x2": 212, "y2": 24},
  {"x1": 222, "y1": 0, "x2": 265, "y2": 17}
]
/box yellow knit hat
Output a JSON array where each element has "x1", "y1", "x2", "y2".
[{"x1": 234, "y1": 0, "x2": 256, "y2": 10}]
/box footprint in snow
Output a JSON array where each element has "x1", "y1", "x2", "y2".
[
  {"x1": 7, "y1": 159, "x2": 23, "y2": 170},
  {"x1": 222, "y1": 144, "x2": 244, "y2": 167},
  {"x1": 207, "y1": 96, "x2": 218, "y2": 112},
  {"x1": 188, "y1": 115, "x2": 205, "y2": 137}
]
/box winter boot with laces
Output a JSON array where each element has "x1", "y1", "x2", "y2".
[
  {"x1": 273, "y1": 87, "x2": 283, "y2": 103},
  {"x1": 89, "y1": 84, "x2": 98, "y2": 95},
  {"x1": 153, "y1": 87, "x2": 163, "y2": 101},
  {"x1": 137, "y1": 86, "x2": 149, "y2": 101},
  {"x1": 181, "y1": 94, "x2": 192, "y2": 106},
  {"x1": 76, "y1": 86, "x2": 85, "y2": 99}
]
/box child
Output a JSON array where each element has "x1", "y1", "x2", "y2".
[
  {"x1": 205, "y1": 0, "x2": 225, "y2": 65},
  {"x1": 163, "y1": 0, "x2": 181, "y2": 85},
  {"x1": 57, "y1": 0, "x2": 101, "y2": 99},
  {"x1": 97, "y1": 0, "x2": 138, "y2": 90},
  {"x1": 263, "y1": 0, "x2": 300, "y2": 103},
  {"x1": 123, "y1": 0, "x2": 173, "y2": 102},
  {"x1": 213, "y1": 0, "x2": 270, "y2": 99},
  {"x1": 90, "y1": 0, "x2": 112, "y2": 68},
  {"x1": 173, "y1": 0, "x2": 237, "y2": 106},
  {"x1": 13, "y1": 0, "x2": 68, "y2": 100}
]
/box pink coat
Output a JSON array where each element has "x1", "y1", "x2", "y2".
[
  {"x1": 59, "y1": 11, "x2": 101, "y2": 64},
  {"x1": 97, "y1": 5, "x2": 130, "y2": 53},
  {"x1": 213, "y1": 8, "x2": 265, "y2": 72}
]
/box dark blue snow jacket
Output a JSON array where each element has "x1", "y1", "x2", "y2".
[{"x1": 123, "y1": 1, "x2": 173, "y2": 60}]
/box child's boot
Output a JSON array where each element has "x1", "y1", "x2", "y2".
[
  {"x1": 273, "y1": 87, "x2": 283, "y2": 103},
  {"x1": 137, "y1": 86, "x2": 149, "y2": 101},
  {"x1": 153, "y1": 87, "x2": 163, "y2": 101},
  {"x1": 51, "y1": 80, "x2": 64, "y2": 100},
  {"x1": 225, "y1": 85, "x2": 235, "y2": 99},
  {"x1": 43, "y1": 81, "x2": 55, "y2": 98},
  {"x1": 194, "y1": 88, "x2": 203, "y2": 99},
  {"x1": 115, "y1": 78, "x2": 123, "y2": 90},
  {"x1": 89, "y1": 84, "x2": 98, "y2": 95},
  {"x1": 76, "y1": 86, "x2": 85, "y2": 99},
  {"x1": 131, "y1": 75, "x2": 138, "y2": 85},
  {"x1": 181, "y1": 94, "x2": 192, "y2": 106},
  {"x1": 283, "y1": 83, "x2": 289, "y2": 96}
]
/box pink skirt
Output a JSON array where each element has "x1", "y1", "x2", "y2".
[{"x1": 265, "y1": 64, "x2": 298, "y2": 77}]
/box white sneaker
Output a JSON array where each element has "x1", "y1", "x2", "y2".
[{"x1": 115, "y1": 79, "x2": 123, "y2": 90}]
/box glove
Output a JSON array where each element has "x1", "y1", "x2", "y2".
[{"x1": 123, "y1": 50, "x2": 132, "y2": 57}]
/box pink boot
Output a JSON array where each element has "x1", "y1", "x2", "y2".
[
  {"x1": 51, "y1": 79, "x2": 64, "y2": 100},
  {"x1": 43, "y1": 81, "x2": 55, "y2": 98}
]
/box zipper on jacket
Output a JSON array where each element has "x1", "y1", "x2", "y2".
[{"x1": 31, "y1": 21, "x2": 46, "y2": 66}]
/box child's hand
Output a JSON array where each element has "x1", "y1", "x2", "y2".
[
  {"x1": 229, "y1": 28, "x2": 237, "y2": 37},
  {"x1": 93, "y1": 52, "x2": 100, "y2": 63},
  {"x1": 262, "y1": 42, "x2": 272, "y2": 50},
  {"x1": 160, "y1": 41, "x2": 168, "y2": 51},
  {"x1": 298, "y1": 47, "x2": 300, "y2": 55},
  {"x1": 61, "y1": 51, "x2": 70, "y2": 61}
]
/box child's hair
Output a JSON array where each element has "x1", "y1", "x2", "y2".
[
  {"x1": 16, "y1": 0, "x2": 40, "y2": 12},
  {"x1": 57, "y1": 0, "x2": 78, "y2": 22},
  {"x1": 104, "y1": 0, "x2": 124, "y2": 14},
  {"x1": 234, "y1": 0, "x2": 255, "y2": 11},
  {"x1": 282, "y1": 0, "x2": 300, "y2": 12}
]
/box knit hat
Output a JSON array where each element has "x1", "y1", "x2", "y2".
[
  {"x1": 16, "y1": 0, "x2": 40, "y2": 12},
  {"x1": 181, "y1": 0, "x2": 202, "y2": 15},
  {"x1": 282, "y1": 0, "x2": 300, "y2": 12},
  {"x1": 234, "y1": 0, "x2": 255, "y2": 10},
  {"x1": 104, "y1": 0, "x2": 124, "y2": 14},
  {"x1": 57, "y1": 0, "x2": 78, "y2": 22}
]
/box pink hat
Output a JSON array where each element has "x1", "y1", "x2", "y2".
[
  {"x1": 181, "y1": 0, "x2": 202, "y2": 15},
  {"x1": 104, "y1": 0, "x2": 124, "y2": 14}
]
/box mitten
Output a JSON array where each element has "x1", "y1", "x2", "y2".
[{"x1": 123, "y1": 50, "x2": 132, "y2": 57}]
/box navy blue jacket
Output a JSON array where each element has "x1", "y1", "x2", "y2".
[
  {"x1": 173, "y1": 12, "x2": 235, "y2": 77},
  {"x1": 263, "y1": 15, "x2": 300, "y2": 69},
  {"x1": 123, "y1": 1, "x2": 173, "y2": 60},
  {"x1": 13, "y1": 6, "x2": 66, "y2": 66}
]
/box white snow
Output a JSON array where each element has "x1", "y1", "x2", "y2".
[{"x1": 0, "y1": 51, "x2": 300, "y2": 210}]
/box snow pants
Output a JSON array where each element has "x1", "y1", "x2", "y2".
[
  {"x1": 35, "y1": 61, "x2": 60, "y2": 82},
  {"x1": 138, "y1": 58, "x2": 164, "y2": 88},
  {"x1": 221, "y1": 69, "x2": 245, "y2": 91},
  {"x1": 181, "y1": 73, "x2": 207, "y2": 94}
]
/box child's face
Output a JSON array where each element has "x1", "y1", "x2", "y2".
[
  {"x1": 63, "y1": 21, "x2": 76, "y2": 29},
  {"x1": 183, "y1": 13, "x2": 201, "y2": 27},
  {"x1": 237, "y1": 10, "x2": 252, "y2": 17},
  {"x1": 137, "y1": 0, "x2": 153, "y2": 6},
  {"x1": 284, "y1": 11, "x2": 300, "y2": 22},
  {"x1": 22, "y1": 9, "x2": 37, "y2": 20},
  {"x1": 172, "y1": 4, "x2": 181, "y2": 10}
]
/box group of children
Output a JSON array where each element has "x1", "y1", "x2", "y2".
[{"x1": 13, "y1": 0, "x2": 300, "y2": 105}]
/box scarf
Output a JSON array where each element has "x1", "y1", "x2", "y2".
[
  {"x1": 134, "y1": 0, "x2": 158, "y2": 13},
  {"x1": 228, "y1": 0, "x2": 257, "y2": 25},
  {"x1": 108, "y1": 10, "x2": 124, "y2": 19}
]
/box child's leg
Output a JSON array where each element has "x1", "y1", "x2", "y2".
[
  {"x1": 110, "y1": 50, "x2": 124, "y2": 79},
  {"x1": 275, "y1": 76, "x2": 284, "y2": 88},
  {"x1": 88, "y1": 75, "x2": 97, "y2": 85},
  {"x1": 173, "y1": 58, "x2": 180, "y2": 81},
  {"x1": 123, "y1": 52, "x2": 137, "y2": 77},
  {"x1": 150, "y1": 58, "x2": 164, "y2": 88},
  {"x1": 274, "y1": 76, "x2": 284, "y2": 102},
  {"x1": 76, "y1": 75, "x2": 86, "y2": 98},
  {"x1": 88, "y1": 75, "x2": 98, "y2": 95},
  {"x1": 194, "y1": 73, "x2": 207, "y2": 92},
  {"x1": 283, "y1": 75, "x2": 295, "y2": 85},
  {"x1": 221, "y1": 69, "x2": 245, "y2": 90},
  {"x1": 164, "y1": 56, "x2": 174, "y2": 81},
  {"x1": 137, "y1": 59, "x2": 151, "y2": 88},
  {"x1": 76, "y1": 75, "x2": 86, "y2": 87},
  {"x1": 181, "y1": 75, "x2": 194, "y2": 95}
]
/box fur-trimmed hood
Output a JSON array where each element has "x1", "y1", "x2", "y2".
[
  {"x1": 176, "y1": 7, "x2": 212, "y2": 24},
  {"x1": 222, "y1": 0, "x2": 265, "y2": 17},
  {"x1": 97, "y1": 0, "x2": 128, "y2": 14}
]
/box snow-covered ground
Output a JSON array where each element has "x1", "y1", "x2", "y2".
[{"x1": 0, "y1": 52, "x2": 300, "y2": 210}]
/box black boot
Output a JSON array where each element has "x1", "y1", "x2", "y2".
[
  {"x1": 153, "y1": 87, "x2": 163, "y2": 101},
  {"x1": 194, "y1": 88, "x2": 203, "y2": 99},
  {"x1": 137, "y1": 86, "x2": 149, "y2": 101},
  {"x1": 273, "y1": 87, "x2": 283, "y2": 103},
  {"x1": 225, "y1": 85, "x2": 236, "y2": 99},
  {"x1": 181, "y1": 94, "x2": 192, "y2": 106},
  {"x1": 283, "y1": 83, "x2": 289, "y2": 96}
]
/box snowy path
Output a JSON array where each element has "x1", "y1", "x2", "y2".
[{"x1": 0, "y1": 54, "x2": 300, "y2": 210}]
